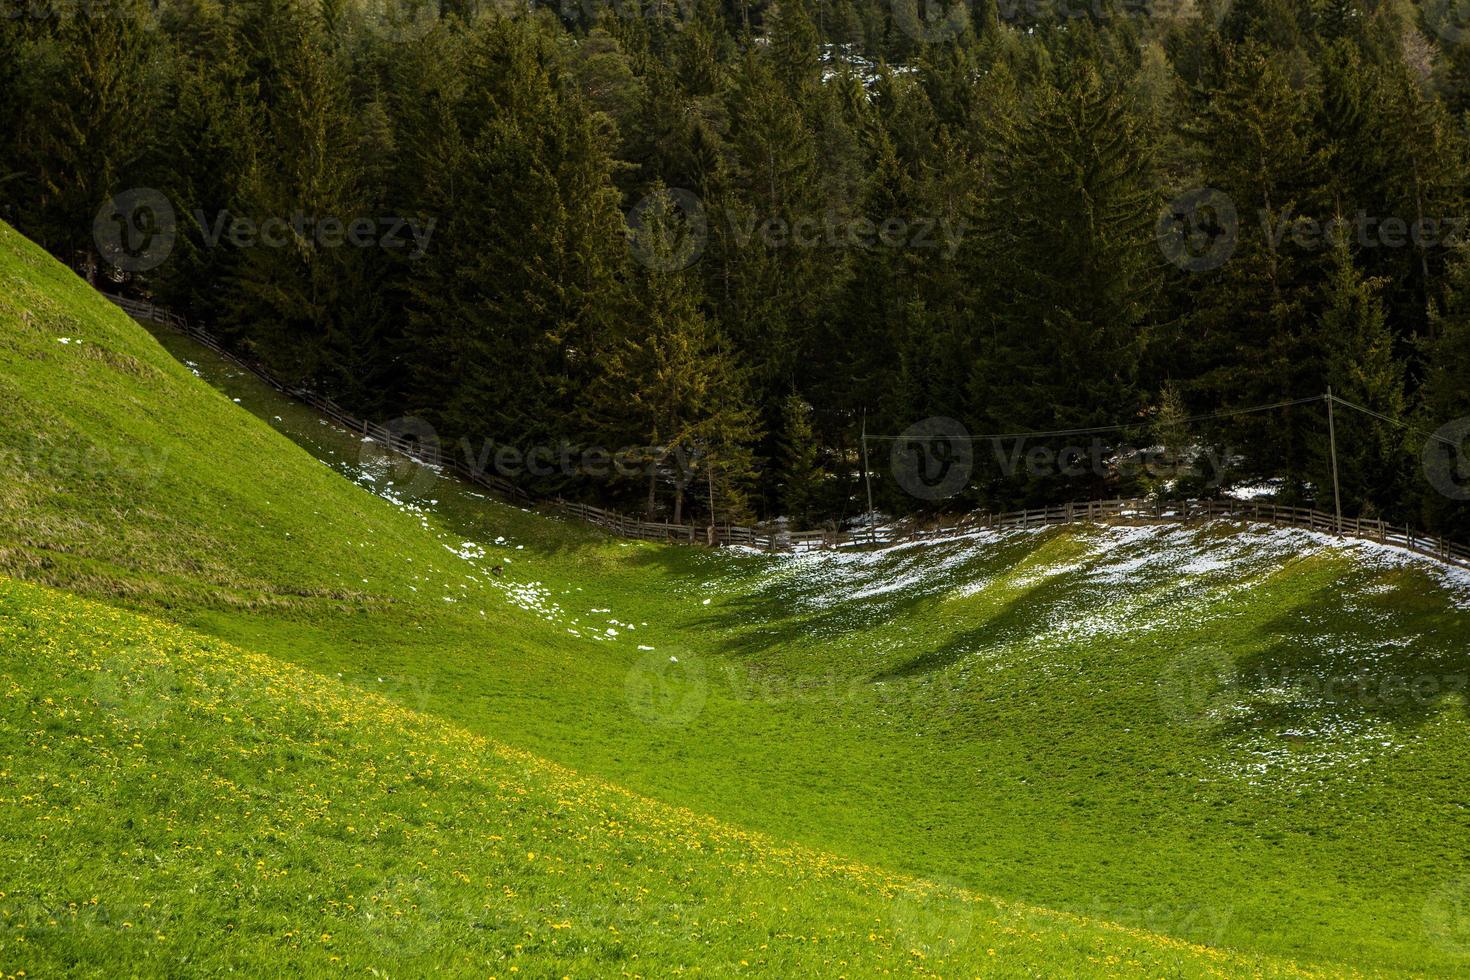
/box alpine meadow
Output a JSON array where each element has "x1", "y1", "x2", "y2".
[{"x1": 4, "y1": 0, "x2": 1470, "y2": 975}]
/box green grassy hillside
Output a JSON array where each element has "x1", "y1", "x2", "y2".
[
  {"x1": 4, "y1": 219, "x2": 1470, "y2": 974},
  {"x1": 0, "y1": 573, "x2": 1322, "y2": 977}
]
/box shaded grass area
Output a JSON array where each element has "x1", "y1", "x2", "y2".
[{"x1": 4, "y1": 221, "x2": 1470, "y2": 973}]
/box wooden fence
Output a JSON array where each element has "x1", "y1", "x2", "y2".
[{"x1": 106, "y1": 294, "x2": 1470, "y2": 572}]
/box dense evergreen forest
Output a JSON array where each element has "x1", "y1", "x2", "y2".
[{"x1": 4, "y1": 0, "x2": 1470, "y2": 535}]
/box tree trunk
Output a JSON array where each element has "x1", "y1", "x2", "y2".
[{"x1": 646, "y1": 466, "x2": 658, "y2": 519}]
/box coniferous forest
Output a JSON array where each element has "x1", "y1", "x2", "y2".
[{"x1": 5, "y1": 0, "x2": 1470, "y2": 536}]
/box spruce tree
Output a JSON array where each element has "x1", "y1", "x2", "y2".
[
  {"x1": 717, "y1": 48, "x2": 829, "y2": 417},
  {"x1": 589, "y1": 185, "x2": 761, "y2": 520},
  {"x1": 1313, "y1": 226, "x2": 1408, "y2": 517},
  {"x1": 223, "y1": 24, "x2": 370, "y2": 386},
  {"x1": 968, "y1": 64, "x2": 1160, "y2": 504},
  {"x1": 19, "y1": 0, "x2": 156, "y2": 279},
  {"x1": 775, "y1": 392, "x2": 822, "y2": 523},
  {"x1": 768, "y1": 0, "x2": 821, "y2": 96},
  {"x1": 1185, "y1": 40, "x2": 1330, "y2": 495},
  {"x1": 1418, "y1": 246, "x2": 1470, "y2": 539},
  {"x1": 404, "y1": 19, "x2": 626, "y2": 472}
]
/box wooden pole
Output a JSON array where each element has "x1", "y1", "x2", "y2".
[
  {"x1": 1327, "y1": 388, "x2": 1343, "y2": 536},
  {"x1": 861, "y1": 408, "x2": 876, "y2": 545}
]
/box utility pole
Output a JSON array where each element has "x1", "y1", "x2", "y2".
[
  {"x1": 861, "y1": 408, "x2": 876, "y2": 546},
  {"x1": 1326, "y1": 387, "x2": 1343, "y2": 536}
]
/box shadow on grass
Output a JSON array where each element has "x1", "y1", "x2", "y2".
[{"x1": 1223, "y1": 558, "x2": 1470, "y2": 733}]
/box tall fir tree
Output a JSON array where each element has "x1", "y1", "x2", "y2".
[
  {"x1": 1313, "y1": 226, "x2": 1408, "y2": 518},
  {"x1": 223, "y1": 22, "x2": 371, "y2": 386},
  {"x1": 17, "y1": 0, "x2": 157, "y2": 279},
  {"x1": 1418, "y1": 245, "x2": 1470, "y2": 539},
  {"x1": 589, "y1": 185, "x2": 761, "y2": 520},
  {"x1": 967, "y1": 64, "x2": 1161, "y2": 504},
  {"x1": 1185, "y1": 40, "x2": 1330, "y2": 495},
  {"x1": 405, "y1": 19, "x2": 626, "y2": 469},
  {"x1": 775, "y1": 391, "x2": 822, "y2": 522}
]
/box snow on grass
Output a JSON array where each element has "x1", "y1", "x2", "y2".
[
  {"x1": 320, "y1": 456, "x2": 577, "y2": 628},
  {"x1": 697, "y1": 517, "x2": 1467, "y2": 785},
  {"x1": 710, "y1": 516, "x2": 1470, "y2": 630}
]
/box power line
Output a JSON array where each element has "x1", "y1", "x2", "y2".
[
  {"x1": 1328, "y1": 394, "x2": 1462, "y2": 449},
  {"x1": 862, "y1": 394, "x2": 1327, "y2": 442}
]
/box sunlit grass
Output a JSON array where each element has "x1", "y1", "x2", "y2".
[{"x1": 0, "y1": 575, "x2": 1325, "y2": 978}]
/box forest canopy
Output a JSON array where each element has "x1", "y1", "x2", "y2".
[{"x1": 4, "y1": 0, "x2": 1470, "y2": 536}]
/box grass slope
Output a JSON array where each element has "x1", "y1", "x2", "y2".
[
  {"x1": 4, "y1": 220, "x2": 1470, "y2": 974},
  {"x1": 0, "y1": 574, "x2": 1317, "y2": 977}
]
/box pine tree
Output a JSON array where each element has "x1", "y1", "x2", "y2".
[
  {"x1": 716, "y1": 48, "x2": 829, "y2": 419},
  {"x1": 1313, "y1": 226, "x2": 1408, "y2": 517},
  {"x1": 0, "y1": 23, "x2": 27, "y2": 214},
  {"x1": 148, "y1": 56, "x2": 255, "y2": 322},
  {"x1": 768, "y1": 0, "x2": 821, "y2": 96},
  {"x1": 967, "y1": 64, "x2": 1161, "y2": 504},
  {"x1": 404, "y1": 19, "x2": 626, "y2": 470},
  {"x1": 1151, "y1": 380, "x2": 1204, "y2": 496},
  {"x1": 775, "y1": 392, "x2": 822, "y2": 522},
  {"x1": 1318, "y1": 40, "x2": 1464, "y2": 349},
  {"x1": 1185, "y1": 41, "x2": 1330, "y2": 495},
  {"x1": 589, "y1": 185, "x2": 761, "y2": 520},
  {"x1": 1368, "y1": 59, "x2": 1465, "y2": 345},
  {"x1": 17, "y1": 0, "x2": 156, "y2": 279},
  {"x1": 1218, "y1": 0, "x2": 1305, "y2": 50},
  {"x1": 1417, "y1": 246, "x2": 1470, "y2": 539},
  {"x1": 223, "y1": 24, "x2": 370, "y2": 385}
]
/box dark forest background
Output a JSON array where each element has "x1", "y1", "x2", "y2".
[{"x1": 4, "y1": 0, "x2": 1470, "y2": 535}]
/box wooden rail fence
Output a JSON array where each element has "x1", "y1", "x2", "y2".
[{"x1": 107, "y1": 294, "x2": 1470, "y2": 572}]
